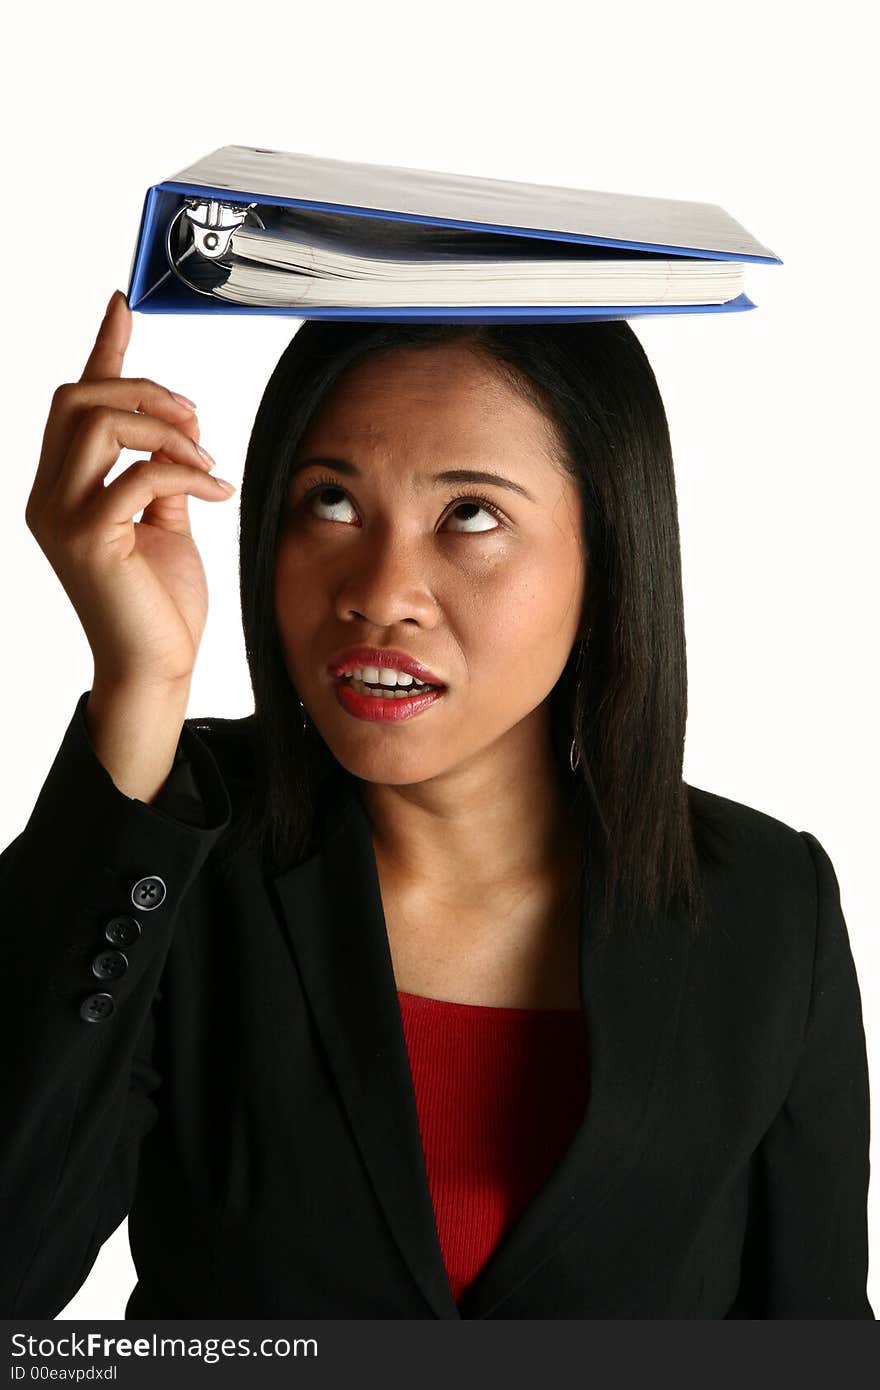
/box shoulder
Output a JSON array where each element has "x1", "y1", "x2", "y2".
[
  {"x1": 683, "y1": 785, "x2": 850, "y2": 1045},
  {"x1": 681, "y1": 788, "x2": 863, "y2": 1109},
  {"x1": 685, "y1": 781, "x2": 821, "y2": 922},
  {"x1": 687, "y1": 781, "x2": 809, "y2": 855}
]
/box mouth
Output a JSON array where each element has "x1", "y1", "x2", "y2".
[{"x1": 332, "y1": 672, "x2": 448, "y2": 722}]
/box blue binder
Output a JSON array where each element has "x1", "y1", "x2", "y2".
[{"x1": 127, "y1": 145, "x2": 782, "y2": 323}]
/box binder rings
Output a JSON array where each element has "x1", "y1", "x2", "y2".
[{"x1": 127, "y1": 145, "x2": 782, "y2": 323}]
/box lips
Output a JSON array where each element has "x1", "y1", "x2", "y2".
[
  {"x1": 328, "y1": 644, "x2": 446, "y2": 687},
  {"x1": 334, "y1": 678, "x2": 447, "y2": 722}
]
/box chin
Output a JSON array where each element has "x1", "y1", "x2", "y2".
[{"x1": 323, "y1": 740, "x2": 444, "y2": 786}]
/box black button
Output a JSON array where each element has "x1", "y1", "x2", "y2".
[
  {"x1": 131, "y1": 875, "x2": 166, "y2": 910},
  {"x1": 104, "y1": 915, "x2": 141, "y2": 946},
  {"x1": 79, "y1": 992, "x2": 116, "y2": 1023},
  {"x1": 91, "y1": 949, "x2": 128, "y2": 981}
]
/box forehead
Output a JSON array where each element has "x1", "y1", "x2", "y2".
[{"x1": 298, "y1": 344, "x2": 560, "y2": 458}]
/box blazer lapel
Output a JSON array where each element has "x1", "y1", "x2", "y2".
[
  {"x1": 272, "y1": 764, "x2": 692, "y2": 1320},
  {"x1": 272, "y1": 765, "x2": 461, "y2": 1318}
]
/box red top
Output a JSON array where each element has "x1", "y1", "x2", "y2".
[{"x1": 396, "y1": 989, "x2": 590, "y2": 1305}]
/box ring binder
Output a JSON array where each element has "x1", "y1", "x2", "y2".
[
  {"x1": 128, "y1": 144, "x2": 781, "y2": 321},
  {"x1": 164, "y1": 197, "x2": 265, "y2": 299}
]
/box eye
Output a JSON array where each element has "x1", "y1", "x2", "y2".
[
  {"x1": 444, "y1": 495, "x2": 504, "y2": 534},
  {"x1": 298, "y1": 475, "x2": 505, "y2": 534},
  {"x1": 301, "y1": 479, "x2": 358, "y2": 524}
]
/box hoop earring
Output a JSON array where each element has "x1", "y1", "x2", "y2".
[{"x1": 569, "y1": 630, "x2": 591, "y2": 774}]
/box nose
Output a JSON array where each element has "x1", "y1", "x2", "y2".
[{"x1": 336, "y1": 530, "x2": 438, "y2": 628}]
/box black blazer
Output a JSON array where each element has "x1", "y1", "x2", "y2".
[{"x1": 0, "y1": 690, "x2": 873, "y2": 1320}]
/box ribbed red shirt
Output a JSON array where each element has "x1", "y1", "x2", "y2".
[{"x1": 396, "y1": 989, "x2": 590, "y2": 1305}]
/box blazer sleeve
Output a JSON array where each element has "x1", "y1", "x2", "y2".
[
  {"x1": 0, "y1": 689, "x2": 232, "y2": 1317},
  {"x1": 732, "y1": 830, "x2": 874, "y2": 1318}
]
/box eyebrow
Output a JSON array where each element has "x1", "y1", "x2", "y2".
[{"x1": 288, "y1": 455, "x2": 536, "y2": 502}]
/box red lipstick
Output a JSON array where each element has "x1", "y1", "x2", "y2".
[
  {"x1": 327, "y1": 644, "x2": 448, "y2": 723},
  {"x1": 327, "y1": 644, "x2": 446, "y2": 687},
  {"x1": 333, "y1": 679, "x2": 447, "y2": 722}
]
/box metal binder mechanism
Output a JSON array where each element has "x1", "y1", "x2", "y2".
[{"x1": 165, "y1": 197, "x2": 266, "y2": 297}]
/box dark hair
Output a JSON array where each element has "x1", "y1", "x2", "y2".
[{"x1": 219, "y1": 319, "x2": 724, "y2": 944}]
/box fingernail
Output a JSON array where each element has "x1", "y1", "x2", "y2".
[
  {"x1": 105, "y1": 290, "x2": 121, "y2": 315},
  {"x1": 171, "y1": 391, "x2": 198, "y2": 410},
  {"x1": 213, "y1": 477, "x2": 236, "y2": 492},
  {"x1": 196, "y1": 443, "x2": 215, "y2": 465}
]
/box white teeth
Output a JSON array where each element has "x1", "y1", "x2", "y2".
[
  {"x1": 345, "y1": 665, "x2": 435, "y2": 688},
  {"x1": 349, "y1": 677, "x2": 439, "y2": 699},
  {"x1": 376, "y1": 666, "x2": 413, "y2": 687}
]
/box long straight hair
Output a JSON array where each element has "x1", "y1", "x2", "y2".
[{"x1": 218, "y1": 320, "x2": 724, "y2": 943}]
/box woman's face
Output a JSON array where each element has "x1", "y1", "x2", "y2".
[{"x1": 273, "y1": 344, "x2": 589, "y2": 789}]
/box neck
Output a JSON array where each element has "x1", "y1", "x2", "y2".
[{"x1": 358, "y1": 732, "x2": 581, "y2": 900}]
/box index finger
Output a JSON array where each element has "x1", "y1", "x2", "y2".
[{"x1": 79, "y1": 290, "x2": 132, "y2": 383}]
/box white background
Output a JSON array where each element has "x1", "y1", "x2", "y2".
[{"x1": 2, "y1": 0, "x2": 876, "y2": 1318}]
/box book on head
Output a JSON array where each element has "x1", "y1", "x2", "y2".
[{"x1": 126, "y1": 144, "x2": 781, "y2": 322}]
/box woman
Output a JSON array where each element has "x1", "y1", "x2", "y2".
[{"x1": 0, "y1": 290, "x2": 872, "y2": 1319}]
